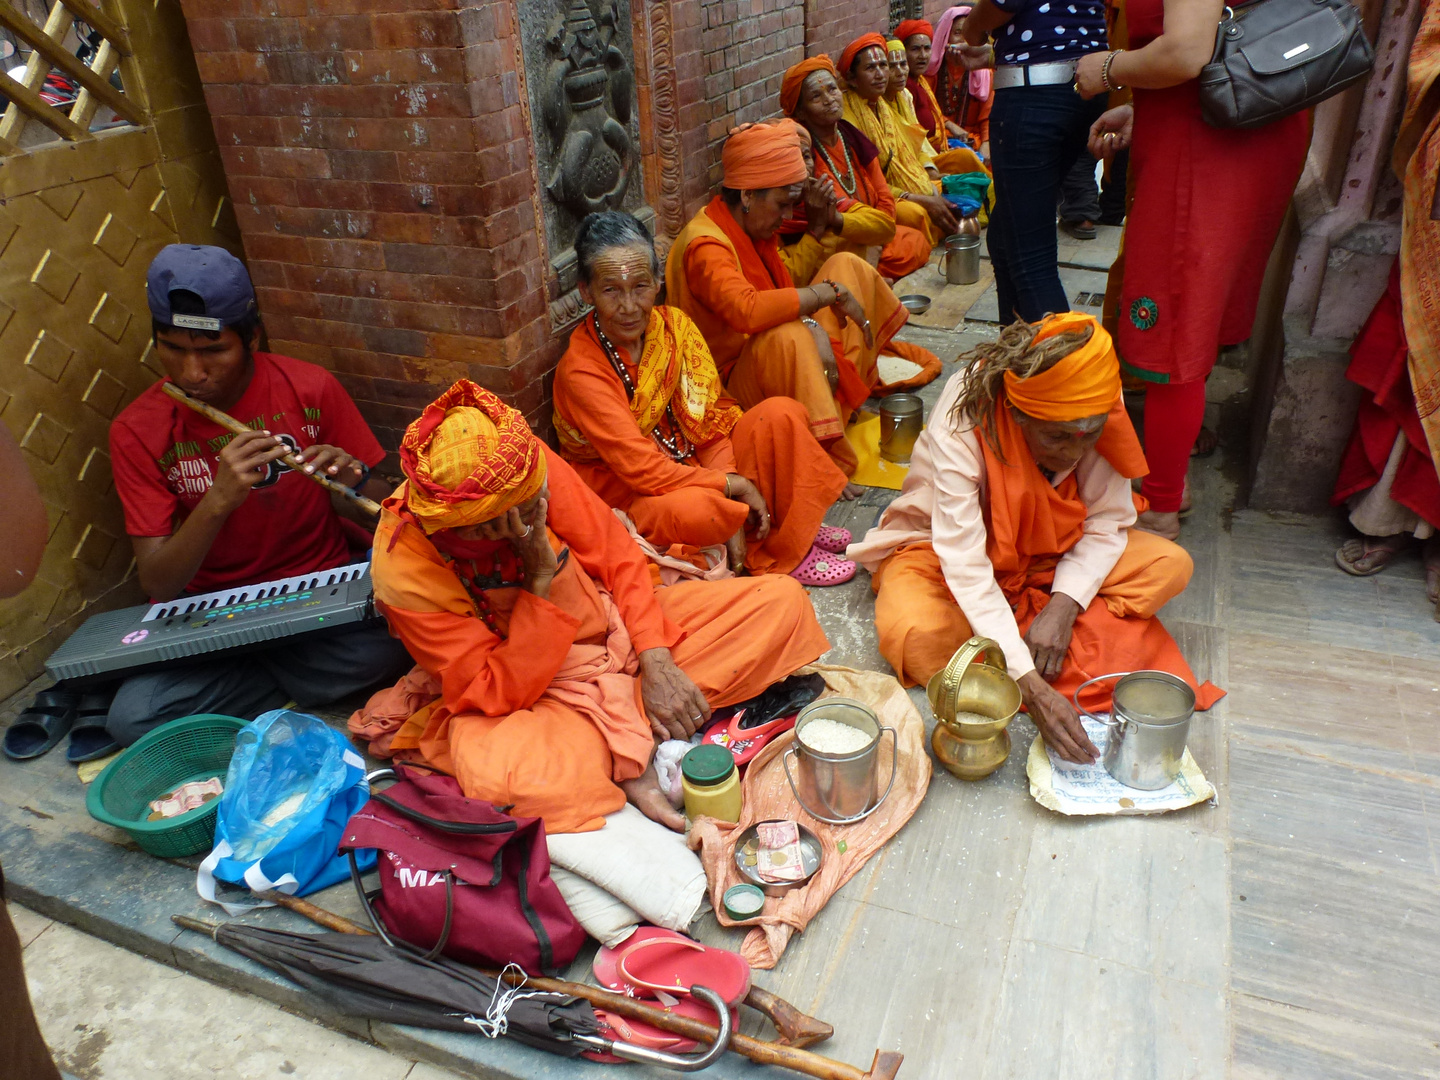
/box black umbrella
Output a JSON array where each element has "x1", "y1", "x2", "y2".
[{"x1": 172, "y1": 916, "x2": 730, "y2": 1070}]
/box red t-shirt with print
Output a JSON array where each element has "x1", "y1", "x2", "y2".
[{"x1": 109, "y1": 352, "x2": 385, "y2": 596}]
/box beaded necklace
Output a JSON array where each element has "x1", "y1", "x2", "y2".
[
  {"x1": 814, "y1": 131, "x2": 858, "y2": 197},
  {"x1": 595, "y1": 318, "x2": 696, "y2": 462}
]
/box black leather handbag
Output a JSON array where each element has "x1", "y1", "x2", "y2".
[{"x1": 1198, "y1": 0, "x2": 1375, "y2": 130}]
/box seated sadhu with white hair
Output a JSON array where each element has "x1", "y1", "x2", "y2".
[
  {"x1": 666, "y1": 120, "x2": 937, "y2": 479},
  {"x1": 367, "y1": 380, "x2": 830, "y2": 832},
  {"x1": 848, "y1": 314, "x2": 1222, "y2": 763}
]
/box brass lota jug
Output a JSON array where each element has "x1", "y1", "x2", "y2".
[{"x1": 926, "y1": 637, "x2": 1021, "y2": 780}]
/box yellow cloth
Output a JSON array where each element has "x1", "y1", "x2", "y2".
[
  {"x1": 400, "y1": 379, "x2": 548, "y2": 532},
  {"x1": 844, "y1": 410, "x2": 912, "y2": 489},
  {"x1": 1003, "y1": 313, "x2": 1122, "y2": 422},
  {"x1": 843, "y1": 88, "x2": 935, "y2": 197},
  {"x1": 887, "y1": 88, "x2": 937, "y2": 165},
  {"x1": 554, "y1": 309, "x2": 741, "y2": 464}
]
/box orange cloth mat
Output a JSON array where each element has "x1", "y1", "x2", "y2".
[{"x1": 687, "y1": 664, "x2": 931, "y2": 969}]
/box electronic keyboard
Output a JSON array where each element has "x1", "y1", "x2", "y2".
[{"x1": 45, "y1": 561, "x2": 378, "y2": 684}]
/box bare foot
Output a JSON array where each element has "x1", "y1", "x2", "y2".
[
  {"x1": 1424, "y1": 535, "x2": 1440, "y2": 604},
  {"x1": 1335, "y1": 535, "x2": 1408, "y2": 577},
  {"x1": 839, "y1": 482, "x2": 864, "y2": 501},
  {"x1": 1135, "y1": 509, "x2": 1181, "y2": 541},
  {"x1": 620, "y1": 762, "x2": 685, "y2": 833},
  {"x1": 1190, "y1": 426, "x2": 1219, "y2": 457},
  {"x1": 725, "y1": 530, "x2": 747, "y2": 573}
]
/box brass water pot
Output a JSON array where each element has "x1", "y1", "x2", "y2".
[{"x1": 926, "y1": 636, "x2": 1021, "y2": 780}]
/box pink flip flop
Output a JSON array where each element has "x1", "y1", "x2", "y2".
[
  {"x1": 594, "y1": 927, "x2": 752, "y2": 1007},
  {"x1": 593, "y1": 996, "x2": 740, "y2": 1056},
  {"x1": 813, "y1": 525, "x2": 852, "y2": 554},
  {"x1": 789, "y1": 545, "x2": 857, "y2": 587}
]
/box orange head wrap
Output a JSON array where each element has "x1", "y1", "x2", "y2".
[
  {"x1": 1002, "y1": 313, "x2": 1122, "y2": 422},
  {"x1": 774, "y1": 117, "x2": 812, "y2": 150},
  {"x1": 720, "y1": 121, "x2": 809, "y2": 191},
  {"x1": 780, "y1": 55, "x2": 839, "y2": 116},
  {"x1": 838, "y1": 33, "x2": 889, "y2": 79},
  {"x1": 894, "y1": 19, "x2": 934, "y2": 43},
  {"x1": 399, "y1": 379, "x2": 547, "y2": 533}
]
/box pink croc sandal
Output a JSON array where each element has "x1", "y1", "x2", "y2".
[
  {"x1": 789, "y1": 545, "x2": 857, "y2": 587},
  {"x1": 813, "y1": 525, "x2": 852, "y2": 554}
]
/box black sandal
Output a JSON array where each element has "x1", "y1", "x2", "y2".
[
  {"x1": 67, "y1": 690, "x2": 120, "y2": 763},
  {"x1": 3, "y1": 688, "x2": 80, "y2": 761}
]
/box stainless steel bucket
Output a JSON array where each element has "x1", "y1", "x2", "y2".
[
  {"x1": 878, "y1": 393, "x2": 923, "y2": 464},
  {"x1": 782, "y1": 697, "x2": 897, "y2": 824},
  {"x1": 1073, "y1": 671, "x2": 1196, "y2": 790},
  {"x1": 938, "y1": 234, "x2": 981, "y2": 285}
]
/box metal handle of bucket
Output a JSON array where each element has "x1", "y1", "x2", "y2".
[
  {"x1": 1071, "y1": 672, "x2": 1135, "y2": 728},
  {"x1": 781, "y1": 727, "x2": 898, "y2": 826}
]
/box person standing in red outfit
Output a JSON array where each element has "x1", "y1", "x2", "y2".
[{"x1": 1076, "y1": 0, "x2": 1310, "y2": 538}]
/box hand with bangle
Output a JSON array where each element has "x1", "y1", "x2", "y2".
[{"x1": 1075, "y1": 48, "x2": 1124, "y2": 100}]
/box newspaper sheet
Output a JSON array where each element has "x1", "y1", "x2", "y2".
[{"x1": 1026, "y1": 716, "x2": 1214, "y2": 816}]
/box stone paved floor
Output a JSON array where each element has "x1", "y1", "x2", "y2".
[{"x1": 5, "y1": 227, "x2": 1440, "y2": 1077}]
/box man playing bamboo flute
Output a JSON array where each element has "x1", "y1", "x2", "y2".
[{"x1": 103, "y1": 245, "x2": 410, "y2": 747}]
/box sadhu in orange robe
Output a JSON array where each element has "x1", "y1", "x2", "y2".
[
  {"x1": 553, "y1": 306, "x2": 847, "y2": 576},
  {"x1": 782, "y1": 121, "x2": 933, "y2": 282},
  {"x1": 666, "y1": 197, "x2": 927, "y2": 475},
  {"x1": 849, "y1": 317, "x2": 1223, "y2": 714},
  {"x1": 369, "y1": 447, "x2": 831, "y2": 834}
]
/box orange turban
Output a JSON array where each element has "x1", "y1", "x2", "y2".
[
  {"x1": 721, "y1": 121, "x2": 808, "y2": 191},
  {"x1": 1003, "y1": 313, "x2": 1122, "y2": 422},
  {"x1": 838, "y1": 33, "x2": 888, "y2": 78},
  {"x1": 399, "y1": 379, "x2": 547, "y2": 532},
  {"x1": 895, "y1": 19, "x2": 934, "y2": 42},
  {"x1": 780, "y1": 55, "x2": 838, "y2": 116},
  {"x1": 774, "y1": 117, "x2": 811, "y2": 150}
]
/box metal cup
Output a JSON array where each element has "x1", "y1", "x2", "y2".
[
  {"x1": 782, "y1": 697, "x2": 897, "y2": 825},
  {"x1": 1073, "y1": 671, "x2": 1197, "y2": 790},
  {"x1": 878, "y1": 393, "x2": 923, "y2": 464},
  {"x1": 938, "y1": 234, "x2": 981, "y2": 285}
]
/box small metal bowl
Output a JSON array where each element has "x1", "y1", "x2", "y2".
[
  {"x1": 733, "y1": 819, "x2": 824, "y2": 897},
  {"x1": 899, "y1": 294, "x2": 931, "y2": 315}
]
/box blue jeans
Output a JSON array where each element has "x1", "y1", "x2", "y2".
[{"x1": 986, "y1": 85, "x2": 1106, "y2": 324}]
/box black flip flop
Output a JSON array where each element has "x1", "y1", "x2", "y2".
[
  {"x1": 66, "y1": 691, "x2": 120, "y2": 764},
  {"x1": 3, "y1": 688, "x2": 79, "y2": 761}
]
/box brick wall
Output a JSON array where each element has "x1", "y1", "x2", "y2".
[
  {"x1": 178, "y1": 0, "x2": 555, "y2": 462},
  {"x1": 804, "y1": 0, "x2": 893, "y2": 61}
]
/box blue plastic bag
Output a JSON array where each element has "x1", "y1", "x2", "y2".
[{"x1": 198, "y1": 710, "x2": 375, "y2": 913}]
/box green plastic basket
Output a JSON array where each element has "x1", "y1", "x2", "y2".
[{"x1": 86, "y1": 713, "x2": 247, "y2": 859}]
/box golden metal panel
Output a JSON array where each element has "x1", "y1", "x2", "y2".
[{"x1": 0, "y1": 0, "x2": 240, "y2": 701}]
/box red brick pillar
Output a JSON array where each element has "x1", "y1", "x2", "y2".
[{"x1": 178, "y1": 0, "x2": 654, "y2": 458}]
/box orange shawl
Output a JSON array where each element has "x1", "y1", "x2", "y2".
[
  {"x1": 704, "y1": 196, "x2": 794, "y2": 292},
  {"x1": 555, "y1": 309, "x2": 741, "y2": 463}
]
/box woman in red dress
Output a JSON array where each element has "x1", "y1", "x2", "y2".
[{"x1": 1077, "y1": 0, "x2": 1310, "y2": 538}]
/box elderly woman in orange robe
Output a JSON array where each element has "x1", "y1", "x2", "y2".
[
  {"x1": 666, "y1": 121, "x2": 931, "y2": 477},
  {"x1": 781, "y1": 55, "x2": 931, "y2": 281},
  {"x1": 554, "y1": 210, "x2": 858, "y2": 586},
  {"x1": 366, "y1": 379, "x2": 830, "y2": 833},
  {"x1": 848, "y1": 314, "x2": 1221, "y2": 763}
]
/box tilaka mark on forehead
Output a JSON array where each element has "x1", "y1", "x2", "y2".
[{"x1": 591, "y1": 247, "x2": 654, "y2": 286}]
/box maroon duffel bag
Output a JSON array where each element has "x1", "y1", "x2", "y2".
[{"x1": 340, "y1": 765, "x2": 585, "y2": 976}]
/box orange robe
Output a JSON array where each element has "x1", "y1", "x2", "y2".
[
  {"x1": 853, "y1": 393, "x2": 1222, "y2": 713},
  {"x1": 370, "y1": 446, "x2": 831, "y2": 833},
  {"x1": 810, "y1": 121, "x2": 931, "y2": 281},
  {"x1": 665, "y1": 197, "x2": 911, "y2": 474},
  {"x1": 553, "y1": 308, "x2": 848, "y2": 575}
]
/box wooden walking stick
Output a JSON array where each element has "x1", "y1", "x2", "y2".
[
  {"x1": 247, "y1": 892, "x2": 880, "y2": 1075},
  {"x1": 160, "y1": 381, "x2": 382, "y2": 517}
]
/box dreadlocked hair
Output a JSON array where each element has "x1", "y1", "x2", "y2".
[{"x1": 948, "y1": 318, "x2": 1095, "y2": 454}]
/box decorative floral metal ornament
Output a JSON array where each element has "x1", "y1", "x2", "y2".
[{"x1": 1129, "y1": 296, "x2": 1159, "y2": 331}]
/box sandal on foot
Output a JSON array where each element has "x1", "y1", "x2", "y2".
[
  {"x1": 812, "y1": 525, "x2": 852, "y2": 554},
  {"x1": 789, "y1": 546, "x2": 857, "y2": 587},
  {"x1": 3, "y1": 688, "x2": 79, "y2": 761},
  {"x1": 1335, "y1": 536, "x2": 1405, "y2": 577},
  {"x1": 67, "y1": 691, "x2": 119, "y2": 764}
]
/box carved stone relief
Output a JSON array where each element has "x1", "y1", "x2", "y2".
[{"x1": 519, "y1": 0, "x2": 646, "y2": 324}]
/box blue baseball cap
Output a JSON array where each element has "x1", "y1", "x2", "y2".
[{"x1": 146, "y1": 244, "x2": 256, "y2": 331}]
